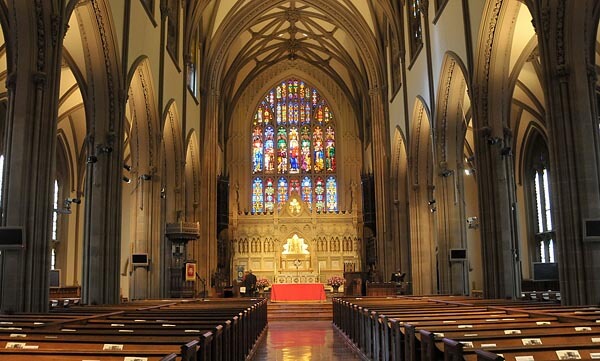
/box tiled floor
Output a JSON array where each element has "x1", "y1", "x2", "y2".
[{"x1": 252, "y1": 320, "x2": 361, "y2": 361}]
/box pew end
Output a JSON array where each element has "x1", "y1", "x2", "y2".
[{"x1": 475, "y1": 349, "x2": 505, "y2": 361}]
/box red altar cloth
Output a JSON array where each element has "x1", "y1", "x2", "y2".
[{"x1": 270, "y1": 283, "x2": 326, "y2": 302}]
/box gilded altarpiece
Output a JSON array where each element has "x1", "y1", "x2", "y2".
[{"x1": 231, "y1": 195, "x2": 362, "y2": 284}]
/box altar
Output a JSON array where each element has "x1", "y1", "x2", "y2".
[{"x1": 270, "y1": 283, "x2": 326, "y2": 302}]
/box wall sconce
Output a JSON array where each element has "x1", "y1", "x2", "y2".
[
  {"x1": 160, "y1": 187, "x2": 166, "y2": 199},
  {"x1": 56, "y1": 197, "x2": 81, "y2": 214},
  {"x1": 440, "y1": 169, "x2": 454, "y2": 177},
  {"x1": 122, "y1": 176, "x2": 131, "y2": 183},
  {"x1": 487, "y1": 136, "x2": 501, "y2": 145},
  {"x1": 86, "y1": 155, "x2": 98, "y2": 164},
  {"x1": 123, "y1": 164, "x2": 132, "y2": 171},
  {"x1": 98, "y1": 145, "x2": 113, "y2": 153},
  {"x1": 466, "y1": 216, "x2": 480, "y2": 229},
  {"x1": 140, "y1": 174, "x2": 152, "y2": 181},
  {"x1": 428, "y1": 199, "x2": 437, "y2": 213}
]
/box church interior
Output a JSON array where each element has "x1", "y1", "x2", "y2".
[{"x1": 0, "y1": 0, "x2": 598, "y2": 324}]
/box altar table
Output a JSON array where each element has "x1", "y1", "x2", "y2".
[{"x1": 270, "y1": 283, "x2": 326, "y2": 302}]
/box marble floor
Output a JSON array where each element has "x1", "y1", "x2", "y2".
[{"x1": 251, "y1": 321, "x2": 361, "y2": 361}]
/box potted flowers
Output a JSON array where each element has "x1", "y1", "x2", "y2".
[
  {"x1": 256, "y1": 278, "x2": 270, "y2": 292},
  {"x1": 327, "y1": 275, "x2": 345, "y2": 293}
]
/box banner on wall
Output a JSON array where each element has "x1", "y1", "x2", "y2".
[{"x1": 185, "y1": 262, "x2": 197, "y2": 282}]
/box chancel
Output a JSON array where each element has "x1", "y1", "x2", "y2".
[{"x1": 0, "y1": 0, "x2": 598, "y2": 359}]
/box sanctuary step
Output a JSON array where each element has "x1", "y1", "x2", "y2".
[{"x1": 267, "y1": 301, "x2": 333, "y2": 321}]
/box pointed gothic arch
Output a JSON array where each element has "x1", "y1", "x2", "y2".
[
  {"x1": 123, "y1": 56, "x2": 162, "y2": 300},
  {"x1": 162, "y1": 100, "x2": 184, "y2": 221},
  {"x1": 408, "y1": 96, "x2": 436, "y2": 295},
  {"x1": 185, "y1": 129, "x2": 201, "y2": 221},
  {"x1": 390, "y1": 126, "x2": 410, "y2": 282},
  {"x1": 434, "y1": 52, "x2": 472, "y2": 295}
]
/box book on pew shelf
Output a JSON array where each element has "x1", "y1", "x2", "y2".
[
  {"x1": 515, "y1": 356, "x2": 534, "y2": 361},
  {"x1": 555, "y1": 350, "x2": 582, "y2": 360},
  {"x1": 102, "y1": 344, "x2": 124, "y2": 351},
  {"x1": 521, "y1": 338, "x2": 543, "y2": 345},
  {"x1": 590, "y1": 352, "x2": 600, "y2": 359}
]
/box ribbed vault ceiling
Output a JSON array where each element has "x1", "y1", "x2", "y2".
[{"x1": 201, "y1": 0, "x2": 390, "y2": 114}]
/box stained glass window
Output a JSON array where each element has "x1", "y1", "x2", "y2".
[
  {"x1": 251, "y1": 79, "x2": 338, "y2": 211},
  {"x1": 252, "y1": 178, "x2": 264, "y2": 213},
  {"x1": 407, "y1": 0, "x2": 423, "y2": 61}
]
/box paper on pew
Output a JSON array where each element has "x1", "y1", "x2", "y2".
[
  {"x1": 504, "y1": 329, "x2": 521, "y2": 334},
  {"x1": 103, "y1": 344, "x2": 124, "y2": 351},
  {"x1": 592, "y1": 337, "x2": 600, "y2": 343},
  {"x1": 515, "y1": 356, "x2": 534, "y2": 361},
  {"x1": 555, "y1": 350, "x2": 581, "y2": 360},
  {"x1": 536, "y1": 321, "x2": 551, "y2": 325},
  {"x1": 9, "y1": 334, "x2": 26, "y2": 338},
  {"x1": 575, "y1": 326, "x2": 591, "y2": 331},
  {"x1": 5, "y1": 342, "x2": 26, "y2": 349},
  {"x1": 590, "y1": 353, "x2": 600, "y2": 359},
  {"x1": 521, "y1": 338, "x2": 542, "y2": 346},
  {"x1": 124, "y1": 357, "x2": 148, "y2": 361}
]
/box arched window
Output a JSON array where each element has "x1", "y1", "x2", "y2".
[
  {"x1": 533, "y1": 167, "x2": 554, "y2": 262},
  {"x1": 52, "y1": 180, "x2": 59, "y2": 241},
  {"x1": 407, "y1": 0, "x2": 423, "y2": 61},
  {"x1": 526, "y1": 134, "x2": 554, "y2": 263},
  {"x1": 251, "y1": 79, "x2": 338, "y2": 212},
  {"x1": 0, "y1": 155, "x2": 3, "y2": 205}
]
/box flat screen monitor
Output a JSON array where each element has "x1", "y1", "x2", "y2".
[
  {"x1": 533, "y1": 262, "x2": 558, "y2": 281},
  {"x1": 449, "y1": 248, "x2": 467, "y2": 261},
  {"x1": 131, "y1": 253, "x2": 149, "y2": 267},
  {"x1": 0, "y1": 227, "x2": 24, "y2": 248},
  {"x1": 583, "y1": 219, "x2": 600, "y2": 242},
  {"x1": 49, "y1": 269, "x2": 61, "y2": 288}
]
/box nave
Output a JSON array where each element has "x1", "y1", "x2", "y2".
[{"x1": 252, "y1": 320, "x2": 360, "y2": 361}]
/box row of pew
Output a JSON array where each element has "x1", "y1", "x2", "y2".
[
  {"x1": 333, "y1": 295, "x2": 600, "y2": 361},
  {"x1": 0, "y1": 298, "x2": 267, "y2": 361}
]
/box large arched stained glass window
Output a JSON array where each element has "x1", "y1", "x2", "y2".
[{"x1": 251, "y1": 79, "x2": 338, "y2": 212}]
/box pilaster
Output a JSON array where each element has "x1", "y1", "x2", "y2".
[
  {"x1": 0, "y1": 0, "x2": 68, "y2": 312},
  {"x1": 526, "y1": 0, "x2": 600, "y2": 305}
]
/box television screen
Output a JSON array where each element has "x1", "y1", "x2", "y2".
[
  {"x1": 533, "y1": 262, "x2": 558, "y2": 281},
  {"x1": 449, "y1": 248, "x2": 467, "y2": 261},
  {"x1": 0, "y1": 227, "x2": 24, "y2": 248},
  {"x1": 49, "y1": 269, "x2": 60, "y2": 288},
  {"x1": 131, "y1": 253, "x2": 149, "y2": 266}
]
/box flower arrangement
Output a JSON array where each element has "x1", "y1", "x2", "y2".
[
  {"x1": 256, "y1": 278, "x2": 270, "y2": 289},
  {"x1": 327, "y1": 276, "x2": 345, "y2": 288}
]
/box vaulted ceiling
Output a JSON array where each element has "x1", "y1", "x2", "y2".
[{"x1": 196, "y1": 0, "x2": 397, "y2": 115}]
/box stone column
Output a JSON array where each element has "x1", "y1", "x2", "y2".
[
  {"x1": 77, "y1": 1, "x2": 125, "y2": 305},
  {"x1": 196, "y1": 89, "x2": 219, "y2": 295},
  {"x1": 369, "y1": 88, "x2": 393, "y2": 278},
  {"x1": 525, "y1": 0, "x2": 600, "y2": 305},
  {"x1": 0, "y1": 1, "x2": 68, "y2": 312},
  {"x1": 472, "y1": 1, "x2": 522, "y2": 299}
]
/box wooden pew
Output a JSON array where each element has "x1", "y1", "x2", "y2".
[
  {"x1": 0, "y1": 298, "x2": 267, "y2": 361},
  {"x1": 443, "y1": 334, "x2": 600, "y2": 361}
]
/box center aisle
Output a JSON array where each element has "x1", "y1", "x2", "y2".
[{"x1": 252, "y1": 320, "x2": 361, "y2": 360}]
